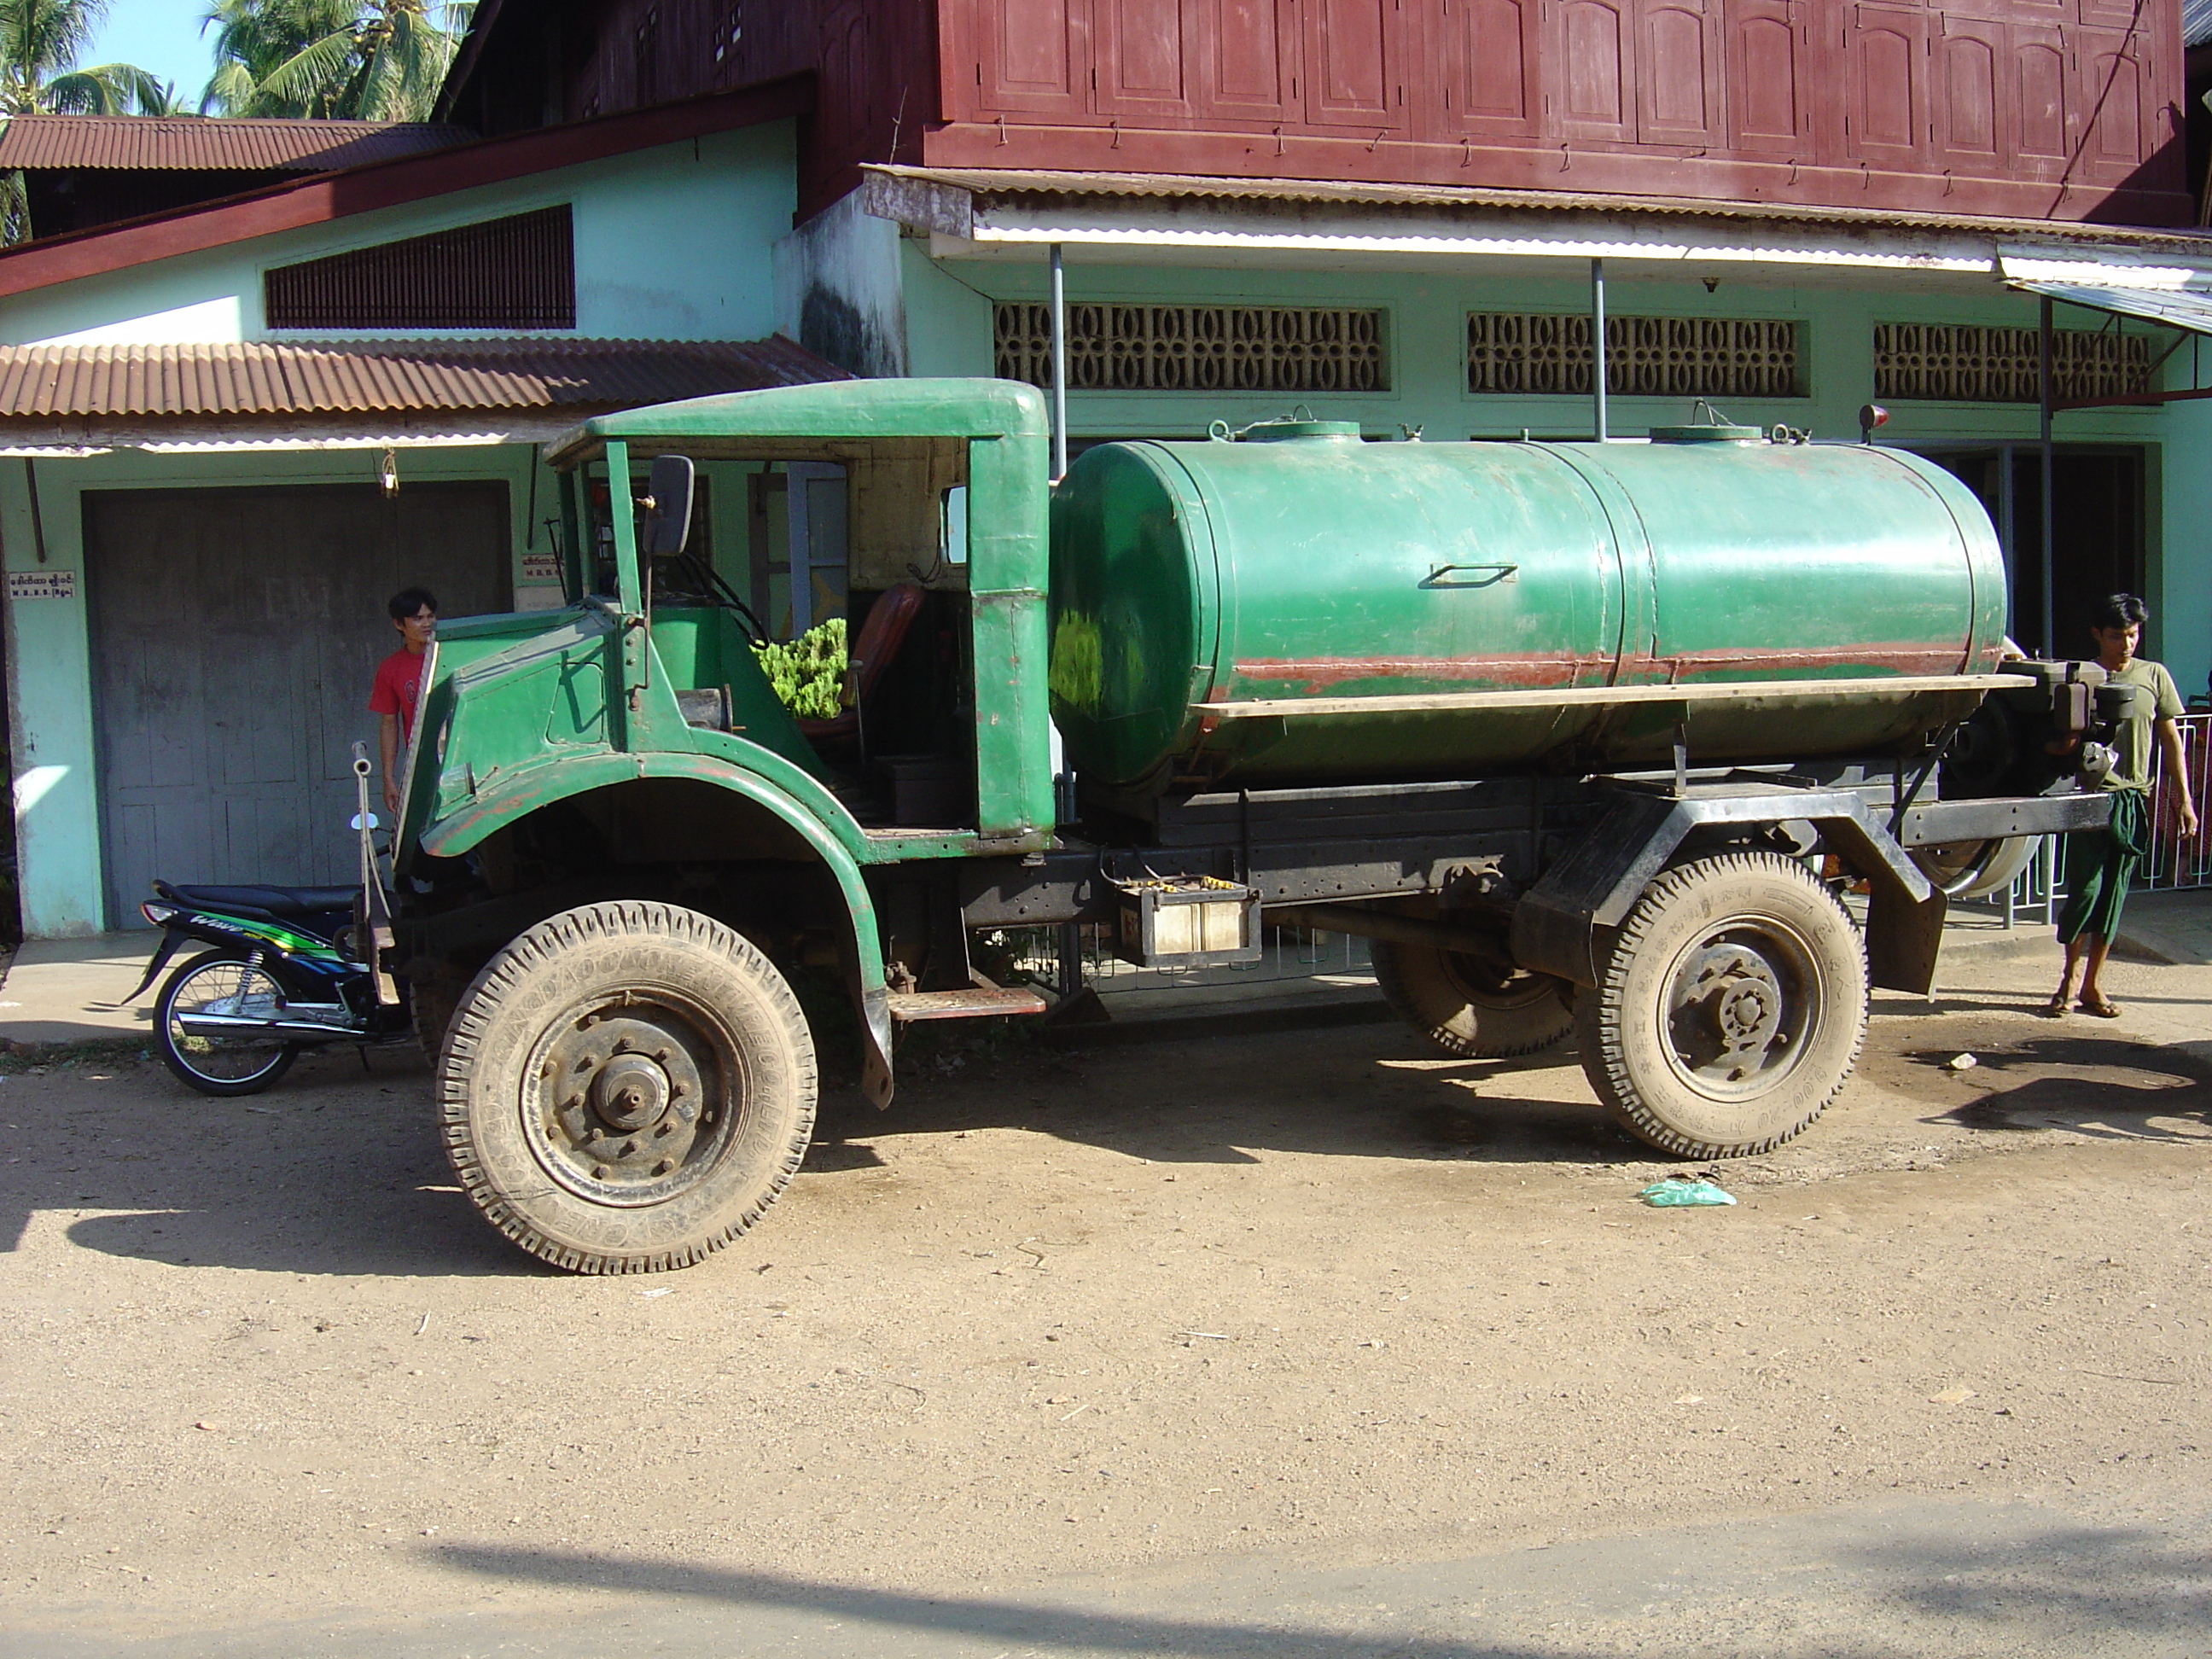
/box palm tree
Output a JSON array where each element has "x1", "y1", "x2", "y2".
[
  {"x1": 1, "y1": 0, "x2": 173, "y2": 115},
  {"x1": 2, "y1": 0, "x2": 178, "y2": 242},
  {"x1": 201, "y1": 0, "x2": 469, "y2": 123}
]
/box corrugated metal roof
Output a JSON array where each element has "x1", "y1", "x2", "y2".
[
  {"x1": 864, "y1": 164, "x2": 2212, "y2": 252},
  {"x1": 2187, "y1": 0, "x2": 2212, "y2": 47},
  {"x1": 0, "y1": 338, "x2": 845, "y2": 419},
  {"x1": 0, "y1": 115, "x2": 474, "y2": 173}
]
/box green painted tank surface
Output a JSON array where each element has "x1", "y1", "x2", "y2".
[{"x1": 1049, "y1": 426, "x2": 2009, "y2": 788}]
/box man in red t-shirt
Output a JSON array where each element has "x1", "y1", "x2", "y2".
[{"x1": 369, "y1": 586, "x2": 438, "y2": 815}]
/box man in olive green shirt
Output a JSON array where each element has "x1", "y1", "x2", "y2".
[{"x1": 2048, "y1": 594, "x2": 2199, "y2": 1018}]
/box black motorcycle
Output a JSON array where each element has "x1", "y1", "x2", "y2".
[{"x1": 125, "y1": 744, "x2": 410, "y2": 1095}]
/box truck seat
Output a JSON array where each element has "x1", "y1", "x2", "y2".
[{"x1": 798, "y1": 582, "x2": 927, "y2": 742}]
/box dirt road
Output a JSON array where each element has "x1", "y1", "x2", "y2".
[{"x1": 4, "y1": 932, "x2": 2209, "y2": 1656}]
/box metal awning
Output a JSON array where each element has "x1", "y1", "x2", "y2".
[
  {"x1": 2003, "y1": 272, "x2": 2212, "y2": 337},
  {"x1": 2006, "y1": 281, "x2": 2212, "y2": 335}
]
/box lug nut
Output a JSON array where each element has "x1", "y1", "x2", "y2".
[
  {"x1": 619, "y1": 1138, "x2": 637, "y2": 1157},
  {"x1": 654, "y1": 1120, "x2": 674, "y2": 1137},
  {"x1": 653, "y1": 1159, "x2": 674, "y2": 1176},
  {"x1": 592, "y1": 1164, "x2": 610, "y2": 1179}
]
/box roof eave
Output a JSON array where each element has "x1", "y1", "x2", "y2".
[
  {"x1": 0, "y1": 74, "x2": 812, "y2": 303},
  {"x1": 861, "y1": 164, "x2": 2212, "y2": 270}
]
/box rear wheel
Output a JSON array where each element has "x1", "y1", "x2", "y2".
[
  {"x1": 438, "y1": 901, "x2": 816, "y2": 1274},
  {"x1": 1576, "y1": 851, "x2": 1865, "y2": 1158},
  {"x1": 155, "y1": 952, "x2": 299, "y2": 1096},
  {"x1": 410, "y1": 969, "x2": 466, "y2": 1063},
  {"x1": 1371, "y1": 937, "x2": 1573, "y2": 1059},
  {"x1": 1910, "y1": 835, "x2": 2037, "y2": 900}
]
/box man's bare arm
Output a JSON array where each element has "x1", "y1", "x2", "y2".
[{"x1": 2154, "y1": 717, "x2": 2199, "y2": 839}]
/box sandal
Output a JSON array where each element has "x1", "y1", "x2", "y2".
[
  {"x1": 2078, "y1": 997, "x2": 2122, "y2": 1019},
  {"x1": 2040, "y1": 994, "x2": 2070, "y2": 1018}
]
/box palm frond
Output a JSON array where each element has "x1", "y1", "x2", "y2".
[
  {"x1": 248, "y1": 26, "x2": 361, "y2": 117},
  {"x1": 0, "y1": 168, "x2": 31, "y2": 247},
  {"x1": 43, "y1": 65, "x2": 129, "y2": 114},
  {"x1": 354, "y1": 5, "x2": 456, "y2": 120},
  {"x1": 199, "y1": 58, "x2": 259, "y2": 116}
]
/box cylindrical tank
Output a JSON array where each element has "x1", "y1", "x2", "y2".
[{"x1": 1048, "y1": 420, "x2": 2008, "y2": 789}]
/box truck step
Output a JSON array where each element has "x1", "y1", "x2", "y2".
[{"x1": 886, "y1": 985, "x2": 1051, "y2": 1022}]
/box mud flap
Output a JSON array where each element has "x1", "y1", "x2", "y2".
[
  {"x1": 1864, "y1": 884, "x2": 1948, "y2": 996},
  {"x1": 112, "y1": 928, "x2": 187, "y2": 1007},
  {"x1": 859, "y1": 982, "x2": 896, "y2": 1109}
]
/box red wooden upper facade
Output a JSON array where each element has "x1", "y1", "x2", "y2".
[{"x1": 443, "y1": 0, "x2": 2191, "y2": 225}]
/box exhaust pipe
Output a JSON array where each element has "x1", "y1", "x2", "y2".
[{"x1": 175, "y1": 1010, "x2": 362, "y2": 1043}]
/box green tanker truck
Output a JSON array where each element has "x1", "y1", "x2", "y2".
[{"x1": 383, "y1": 378, "x2": 2105, "y2": 1274}]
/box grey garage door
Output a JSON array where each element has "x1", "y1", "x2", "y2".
[{"x1": 87, "y1": 482, "x2": 509, "y2": 928}]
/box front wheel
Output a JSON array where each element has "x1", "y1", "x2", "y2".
[
  {"x1": 155, "y1": 951, "x2": 300, "y2": 1096},
  {"x1": 1576, "y1": 851, "x2": 1866, "y2": 1159},
  {"x1": 438, "y1": 901, "x2": 817, "y2": 1274}
]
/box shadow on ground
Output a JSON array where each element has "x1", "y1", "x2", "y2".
[
  {"x1": 0, "y1": 1044, "x2": 533, "y2": 1278},
  {"x1": 1879, "y1": 1031, "x2": 2212, "y2": 1140},
  {"x1": 812, "y1": 1021, "x2": 1646, "y2": 1173}
]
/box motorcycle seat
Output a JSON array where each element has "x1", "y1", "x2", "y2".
[{"x1": 155, "y1": 882, "x2": 358, "y2": 918}]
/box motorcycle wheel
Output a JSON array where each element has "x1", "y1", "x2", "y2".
[{"x1": 156, "y1": 951, "x2": 300, "y2": 1096}]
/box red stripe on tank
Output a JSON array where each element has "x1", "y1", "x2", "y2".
[
  {"x1": 1230, "y1": 655, "x2": 1609, "y2": 691},
  {"x1": 1230, "y1": 642, "x2": 1966, "y2": 694}
]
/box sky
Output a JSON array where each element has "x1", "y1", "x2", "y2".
[{"x1": 84, "y1": 0, "x2": 222, "y2": 106}]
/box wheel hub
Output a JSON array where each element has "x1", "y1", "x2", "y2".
[
  {"x1": 532, "y1": 1010, "x2": 724, "y2": 1204},
  {"x1": 591, "y1": 1053, "x2": 672, "y2": 1131},
  {"x1": 1668, "y1": 935, "x2": 1802, "y2": 1092}
]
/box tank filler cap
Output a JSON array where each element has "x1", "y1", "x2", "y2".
[
  {"x1": 1232, "y1": 416, "x2": 1364, "y2": 442},
  {"x1": 1647, "y1": 422, "x2": 1763, "y2": 444}
]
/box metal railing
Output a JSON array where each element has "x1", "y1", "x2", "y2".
[
  {"x1": 1956, "y1": 711, "x2": 2212, "y2": 923},
  {"x1": 2143, "y1": 712, "x2": 2212, "y2": 893}
]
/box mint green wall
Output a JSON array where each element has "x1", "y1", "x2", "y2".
[
  {"x1": 2157, "y1": 397, "x2": 2212, "y2": 705},
  {"x1": 915, "y1": 253, "x2": 2207, "y2": 696},
  {"x1": 0, "y1": 444, "x2": 563, "y2": 936},
  {"x1": 0, "y1": 122, "x2": 797, "y2": 346}
]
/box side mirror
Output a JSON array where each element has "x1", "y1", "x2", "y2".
[{"x1": 644, "y1": 454, "x2": 696, "y2": 556}]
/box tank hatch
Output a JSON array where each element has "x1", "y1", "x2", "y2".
[
  {"x1": 1647, "y1": 422, "x2": 1765, "y2": 444},
  {"x1": 1234, "y1": 417, "x2": 1363, "y2": 442}
]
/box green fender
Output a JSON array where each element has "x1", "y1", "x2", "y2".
[{"x1": 418, "y1": 750, "x2": 897, "y2": 1108}]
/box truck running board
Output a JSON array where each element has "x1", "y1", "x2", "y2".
[{"x1": 886, "y1": 985, "x2": 1051, "y2": 1023}]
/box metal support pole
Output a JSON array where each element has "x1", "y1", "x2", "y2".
[
  {"x1": 1590, "y1": 257, "x2": 1609, "y2": 441},
  {"x1": 2038, "y1": 296, "x2": 2056, "y2": 658},
  {"x1": 1049, "y1": 243, "x2": 1069, "y2": 482},
  {"x1": 1049, "y1": 241, "x2": 1075, "y2": 998}
]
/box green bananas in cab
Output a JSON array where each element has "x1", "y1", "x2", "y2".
[{"x1": 752, "y1": 616, "x2": 848, "y2": 719}]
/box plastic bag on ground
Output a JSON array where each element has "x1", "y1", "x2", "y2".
[{"x1": 1639, "y1": 1178, "x2": 1738, "y2": 1208}]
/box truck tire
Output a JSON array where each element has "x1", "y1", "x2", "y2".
[
  {"x1": 1575, "y1": 851, "x2": 1865, "y2": 1159},
  {"x1": 439, "y1": 901, "x2": 817, "y2": 1274},
  {"x1": 1371, "y1": 939, "x2": 1574, "y2": 1059}
]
